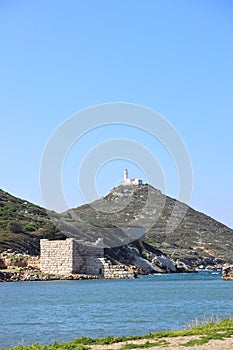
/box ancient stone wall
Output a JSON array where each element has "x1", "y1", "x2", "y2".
[
  {"x1": 40, "y1": 238, "x2": 104, "y2": 276},
  {"x1": 40, "y1": 238, "x2": 135, "y2": 279},
  {"x1": 100, "y1": 258, "x2": 135, "y2": 279},
  {"x1": 72, "y1": 238, "x2": 104, "y2": 275},
  {"x1": 40, "y1": 239, "x2": 74, "y2": 275}
]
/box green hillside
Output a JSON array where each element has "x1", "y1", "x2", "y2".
[{"x1": 0, "y1": 189, "x2": 65, "y2": 254}]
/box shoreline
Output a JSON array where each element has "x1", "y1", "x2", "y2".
[
  {"x1": 0, "y1": 267, "x2": 222, "y2": 283},
  {"x1": 2, "y1": 318, "x2": 233, "y2": 349},
  {"x1": 0, "y1": 270, "x2": 104, "y2": 282}
]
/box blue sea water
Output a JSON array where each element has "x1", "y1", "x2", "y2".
[{"x1": 0, "y1": 271, "x2": 233, "y2": 348}]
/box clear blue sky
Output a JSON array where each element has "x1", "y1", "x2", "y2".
[{"x1": 0, "y1": 1, "x2": 233, "y2": 227}]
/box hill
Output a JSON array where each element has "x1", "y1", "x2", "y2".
[
  {"x1": 1, "y1": 184, "x2": 233, "y2": 270},
  {"x1": 67, "y1": 184, "x2": 233, "y2": 266},
  {"x1": 0, "y1": 188, "x2": 190, "y2": 274}
]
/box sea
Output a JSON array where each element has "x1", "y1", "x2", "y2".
[{"x1": 0, "y1": 270, "x2": 233, "y2": 348}]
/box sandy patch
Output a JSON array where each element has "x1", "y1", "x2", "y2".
[{"x1": 90, "y1": 334, "x2": 233, "y2": 350}]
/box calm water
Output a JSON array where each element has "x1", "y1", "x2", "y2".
[{"x1": 0, "y1": 271, "x2": 233, "y2": 348}]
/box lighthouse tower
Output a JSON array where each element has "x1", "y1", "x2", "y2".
[
  {"x1": 123, "y1": 169, "x2": 143, "y2": 186},
  {"x1": 124, "y1": 169, "x2": 128, "y2": 181}
]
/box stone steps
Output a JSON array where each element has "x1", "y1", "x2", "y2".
[{"x1": 98, "y1": 257, "x2": 135, "y2": 279}]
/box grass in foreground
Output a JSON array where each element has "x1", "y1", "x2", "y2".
[{"x1": 4, "y1": 318, "x2": 233, "y2": 350}]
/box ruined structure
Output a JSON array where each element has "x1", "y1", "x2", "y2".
[
  {"x1": 40, "y1": 238, "x2": 104, "y2": 276},
  {"x1": 40, "y1": 238, "x2": 135, "y2": 279}
]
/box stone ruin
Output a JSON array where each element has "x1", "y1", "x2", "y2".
[
  {"x1": 40, "y1": 238, "x2": 135, "y2": 279},
  {"x1": 40, "y1": 238, "x2": 104, "y2": 276}
]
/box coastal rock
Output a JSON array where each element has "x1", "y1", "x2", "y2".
[
  {"x1": 222, "y1": 265, "x2": 233, "y2": 280},
  {"x1": 0, "y1": 251, "x2": 40, "y2": 270},
  {"x1": 175, "y1": 260, "x2": 196, "y2": 273},
  {"x1": 106, "y1": 241, "x2": 179, "y2": 274},
  {"x1": 0, "y1": 258, "x2": 5, "y2": 268},
  {"x1": 154, "y1": 256, "x2": 177, "y2": 272}
]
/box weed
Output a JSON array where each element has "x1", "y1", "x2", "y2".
[{"x1": 119, "y1": 339, "x2": 170, "y2": 349}]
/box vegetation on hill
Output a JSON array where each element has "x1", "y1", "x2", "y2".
[{"x1": 0, "y1": 189, "x2": 65, "y2": 254}]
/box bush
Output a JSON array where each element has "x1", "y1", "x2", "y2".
[
  {"x1": 7, "y1": 221, "x2": 23, "y2": 233},
  {"x1": 24, "y1": 222, "x2": 37, "y2": 232}
]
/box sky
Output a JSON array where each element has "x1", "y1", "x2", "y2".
[{"x1": 0, "y1": 1, "x2": 233, "y2": 228}]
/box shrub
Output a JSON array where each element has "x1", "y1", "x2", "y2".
[
  {"x1": 24, "y1": 222, "x2": 37, "y2": 232},
  {"x1": 7, "y1": 221, "x2": 23, "y2": 233}
]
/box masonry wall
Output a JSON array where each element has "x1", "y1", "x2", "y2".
[
  {"x1": 40, "y1": 238, "x2": 135, "y2": 279},
  {"x1": 101, "y1": 258, "x2": 135, "y2": 279},
  {"x1": 40, "y1": 238, "x2": 74, "y2": 275},
  {"x1": 72, "y1": 238, "x2": 104, "y2": 275},
  {"x1": 40, "y1": 238, "x2": 104, "y2": 276}
]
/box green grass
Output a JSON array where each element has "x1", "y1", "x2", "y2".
[
  {"x1": 181, "y1": 330, "x2": 233, "y2": 347},
  {"x1": 118, "y1": 339, "x2": 169, "y2": 349},
  {"x1": 3, "y1": 318, "x2": 233, "y2": 350}
]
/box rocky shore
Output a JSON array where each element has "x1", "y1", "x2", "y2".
[
  {"x1": 0, "y1": 270, "x2": 102, "y2": 282},
  {"x1": 1, "y1": 251, "x2": 224, "y2": 282},
  {"x1": 0, "y1": 249, "x2": 137, "y2": 282},
  {"x1": 222, "y1": 265, "x2": 233, "y2": 280},
  {"x1": 0, "y1": 250, "x2": 101, "y2": 282}
]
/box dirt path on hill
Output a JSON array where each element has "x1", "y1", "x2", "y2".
[{"x1": 90, "y1": 335, "x2": 233, "y2": 350}]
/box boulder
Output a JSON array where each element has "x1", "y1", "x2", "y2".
[
  {"x1": 222, "y1": 265, "x2": 233, "y2": 280},
  {"x1": 175, "y1": 260, "x2": 196, "y2": 273},
  {"x1": 0, "y1": 258, "x2": 6, "y2": 269}
]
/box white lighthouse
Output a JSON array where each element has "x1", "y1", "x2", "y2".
[
  {"x1": 123, "y1": 169, "x2": 143, "y2": 186},
  {"x1": 124, "y1": 169, "x2": 128, "y2": 181}
]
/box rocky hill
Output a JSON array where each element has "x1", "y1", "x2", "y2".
[
  {"x1": 0, "y1": 188, "x2": 192, "y2": 274},
  {"x1": 1, "y1": 184, "x2": 233, "y2": 271},
  {"x1": 67, "y1": 184, "x2": 233, "y2": 267}
]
